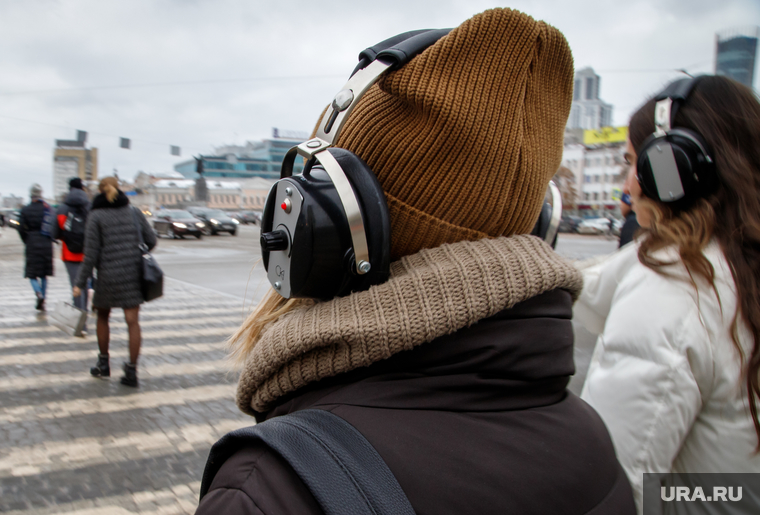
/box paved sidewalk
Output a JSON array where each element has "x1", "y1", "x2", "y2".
[{"x1": 0, "y1": 232, "x2": 253, "y2": 514}]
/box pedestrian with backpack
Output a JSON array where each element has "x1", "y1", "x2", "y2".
[
  {"x1": 17, "y1": 183, "x2": 54, "y2": 311},
  {"x1": 52, "y1": 177, "x2": 91, "y2": 332},
  {"x1": 196, "y1": 9, "x2": 635, "y2": 515}
]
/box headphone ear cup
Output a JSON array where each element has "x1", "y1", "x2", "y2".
[
  {"x1": 636, "y1": 129, "x2": 716, "y2": 206},
  {"x1": 635, "y1": 133, "x2": 666, "y2": 201},
  {"x1": 328, "y1": 148, "x2": 391, "y2": 293}
]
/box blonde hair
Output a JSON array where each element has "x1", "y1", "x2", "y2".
[
  {"x1": 228, "y1": 289, "x2": 313, "y2": 365},
  {"x1": 98, "y1": 176, "x2": 119, "y2": 203}
]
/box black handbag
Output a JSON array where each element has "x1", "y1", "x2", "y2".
[{"x1": 130, "y1": 207, "x2": 163, "y2": 302}]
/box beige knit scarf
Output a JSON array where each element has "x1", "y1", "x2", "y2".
[{"x1": 237, "y1": 235, "x2": 583, "y2": 415}]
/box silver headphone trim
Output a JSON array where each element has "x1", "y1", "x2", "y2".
[
  {"x1": 545, "y1": 181, "x2": 562, "y2": 246},
  {"x1": 315, "y1": 59, "x2": 391, "y2": 146},
  {"x1": 654, "y1": 98, "x2": 672, "y2": 137}
]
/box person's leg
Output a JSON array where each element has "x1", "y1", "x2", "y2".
[
  {"x1": 121, "y1": 306, "x2": 141, "y2": 387},
  {"x1": 96, "y1": 307, "x2": 110, "y2": 355},
  {"x1": 124, "y1": 306, "x2": 141, "y2": 365},
  {"x1": 40, "y1": 277, "x2": 47, "y2": 298},
  {"x1": 91, "y1": 307, "x2": 111, "y2": 377},
  {"x1": 65, "y1": 262, "x2": 88, "y2": 331},
  {"x1": 30, "y1": 278, "x2": 44, "y2": 310}
]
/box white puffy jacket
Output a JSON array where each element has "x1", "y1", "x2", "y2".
[{"x1": 576, "y1": 241, "x2": 760, "y2": 512}]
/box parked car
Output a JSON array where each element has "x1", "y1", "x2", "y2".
[
  {"x1": 187, "y1": 207, "x2": 239, "y2": 235},
  {"x1": 611, "y1": 217, "x2": 623, "y2": 237},
  {"x1": 7, "y1": 210, "x2": 21, "y2": 230},
  {"x1": 238, "y1": 211, "x2": 261, "y2": 225},
  {"x1": 558, "y1": 215, "x2": 582, "y2": 233},
  {"x1": 576, "y1": 217, "x2": 614, "y2": 235},
  {"x1": 152, "y1": 209, "x2": 205, "y2": 239}
]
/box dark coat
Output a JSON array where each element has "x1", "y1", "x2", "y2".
[
  {"x1": 618, "y1": 211, "x2": 640, "y2": 248},
  {"x1": 18, "y1": 200, "x2": 53, "y2": 278},
  {"x1": 75, "y1": 191, "x2": 156, "y2": 308},
  {"x1": 197, "y1": 289, "x2": 636, "y2": 515}
]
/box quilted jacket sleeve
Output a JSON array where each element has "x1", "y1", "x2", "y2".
[{"x1": 195, "y1": 441, "x2": 323, "y2": 515}]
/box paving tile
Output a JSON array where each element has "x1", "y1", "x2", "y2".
[{"x1": 0, "y1": 243, "x2": 252, "y2": 514}]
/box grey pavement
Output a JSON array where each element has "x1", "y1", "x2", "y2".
[
  {"x1": 0, "y1": 226, "x2": 253, "y2": 515},
  {"x1": 0, "y1": 224, "x2": 614, "y2": 514}
]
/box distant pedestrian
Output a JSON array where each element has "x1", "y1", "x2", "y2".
[
  {"x1": 52, "y1": 178, "x2": 91, "y2": 332},
  {"x1": 576, "y1": 75, "x2": 760, "y2": 511},
  {"x1": 74, "y1": 177, "x2": 156, "y2": 387},
  {"x1": 617, "y1": 193, "x2": 639, "y2": 248},
  {"x1": 18, "y1": 183, "x2": 54, "y2": 311}
]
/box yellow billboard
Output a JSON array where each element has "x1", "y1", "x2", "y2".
[{"x1": 583, "y1": 126, "x2": 628, "y2": 146}]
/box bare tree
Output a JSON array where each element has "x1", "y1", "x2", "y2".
[{"x1": 552, "y1": 166, "x2": 577, "y2": 211}]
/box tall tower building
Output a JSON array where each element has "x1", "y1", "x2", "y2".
[
  {"x1": 715, "y1": 27, "x2": 758, "y2": 89},
  {"x1": 567, "y1": 67, "x2": 613, "y2": 130},
  {"x1": 53, "y1": 131, "x2": 98, "y2": 200}
]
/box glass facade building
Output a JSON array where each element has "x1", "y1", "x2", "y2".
[
  {"x1": 174, "y1": 137, "x2": 305, "y2": 180},
  {"x1": 715, "y1": 28, "x2": 758, "y2": 89}
]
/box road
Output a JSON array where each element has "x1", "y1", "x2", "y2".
[
  {"x1": 150, "y1": 223, "x2": 268, "y2": 307},
  {"x1": 151, "y1": 225, "x2": 617, "y2": 395}
]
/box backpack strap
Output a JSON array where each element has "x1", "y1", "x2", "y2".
[{"x1": 200, "y1": 409, "x2": 415, "y2": 515}]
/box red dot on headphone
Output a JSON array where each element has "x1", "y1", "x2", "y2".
[{"x1": 281, "y1": 202, "x2": 287, "y2": 210}]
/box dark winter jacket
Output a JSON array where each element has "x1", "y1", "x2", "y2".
[
  {"x1": 197, "y1": 236, "x2": 636, "y2": 515},
  {"x1": 18, "y1": 200, "x2": 53, "y2": 278},
  {"x1": 75, "y1": 191, "x2": 156, "y2": 308},
  {"x1": 52, "y1": 188, "x2": 90, "y2": 262},
  {"x1": 618, "y1": 211, "x2": 640, "y2": 248}
]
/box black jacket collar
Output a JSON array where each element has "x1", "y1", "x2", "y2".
[{"x1": 92, "y1": 190, "x2": 129, "y2": 210}]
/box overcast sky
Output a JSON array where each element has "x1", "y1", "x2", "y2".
[{"x1": 1, "y1": 0, "x2": 758, "y2": 199}]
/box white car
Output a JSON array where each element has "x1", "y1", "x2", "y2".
[{"x1": 576, "y1": 217, "x2": 614, "y2": 235}]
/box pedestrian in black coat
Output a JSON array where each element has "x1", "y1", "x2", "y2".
[
  {"x1": 17, "y1": 183, "x2": 53, "y2": 310},
  {"x1": 73, "y1": 177, "x2": 156, "y2": 387},
  {"x1": 618, "y1": 194, "x2": 640, "y2": 248}
]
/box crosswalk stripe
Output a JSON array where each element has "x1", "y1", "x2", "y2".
[
  {"x1": 0, "y1": 359, "x2": 234, "y2": 392},
  {"x1": 0, "y1": 306, "x2": 250, "y2": 325},
  {"x1": 0, "y1": 341, "x2": 224, "y2": 366},
  {"x1": 0, "y1": 312, "x2": 248, "y2": 335},
  {"x1": 0, "y1": 419, "x2": 249, "y2": 478},
  {"x1": 0, "y1": 384, "x2": 234, "y2": 424},
  {"x1": 0, "y1": 482, "x2": 203, "y2": 515},
  {"x1": 1, "y1": 325, "x2": 236, "y2": 349}
]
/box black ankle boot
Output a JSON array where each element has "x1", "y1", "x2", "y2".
[
  {"x1": 120, "y1": 362, "x2": 138, "y2": 387},
  {"x1": 90, "y1": 353, "x2": 110, "y2": 377}
]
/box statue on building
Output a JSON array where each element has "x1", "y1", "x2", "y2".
[{"x1": 194, "y1": 156, "x2": 208, "y2": 202}]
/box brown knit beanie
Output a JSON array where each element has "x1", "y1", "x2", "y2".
[{"x1": 331, "y1": 8, "x2": 573, "y2": 260}]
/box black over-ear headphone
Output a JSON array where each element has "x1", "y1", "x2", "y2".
[
  {"x1": 260, "y1": 29, "x2": 564, "y2": 300},
  {"x1": 636, "y1": 76, "x2": 718, "y2": 207},
  {"x1": 260, "y1": 29, "x2": 451, "y2": 300}
]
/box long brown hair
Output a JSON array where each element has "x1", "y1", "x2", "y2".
[{"x1": 629, "y1": 76, "x2": 760, "y2": 446}]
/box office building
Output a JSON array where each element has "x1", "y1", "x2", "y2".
[
  {"x1": 52, "y1": 132, "x2": 98, "y2": 201},
  {"x1": 715, "y1": 27, "x2": 758, "y2": 88},
  {"x1": 567, "y1": 68, "x2": 613, "y2": 130},
  {"x1": 174, "y1": 132, "x2": 305, "y2": 180}
]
